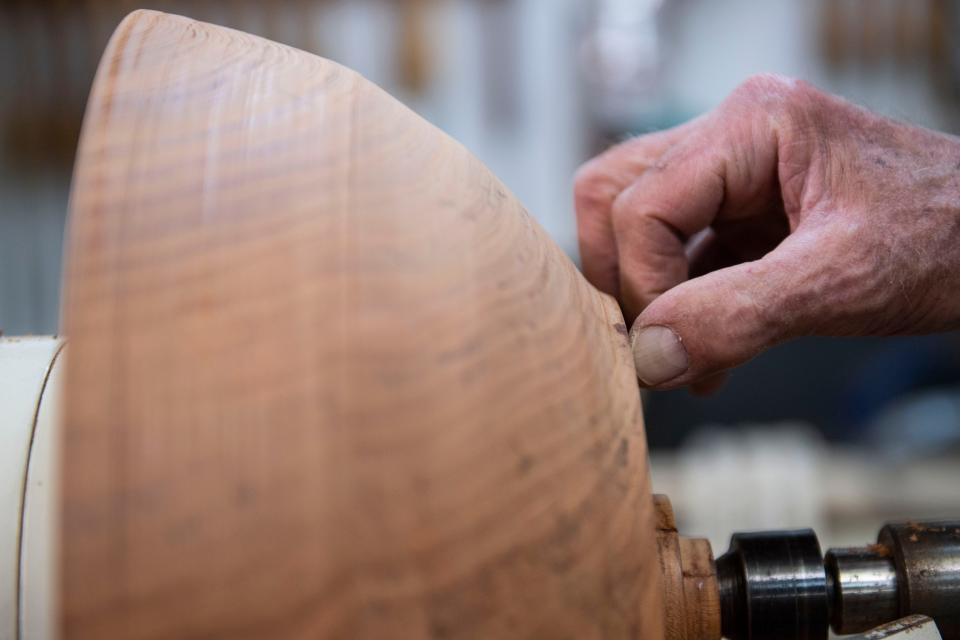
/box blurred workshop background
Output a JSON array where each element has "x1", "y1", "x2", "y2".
[{"x1": 2, "y1": 0, "x2": 960, "y2": 551}]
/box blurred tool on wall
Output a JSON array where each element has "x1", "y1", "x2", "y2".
[
  {"x1": 576, "y1": 0, "x2": 960, "y2": 154},
  {"x1": 577, "y1": 0, "x2": 669, "y2": 151},
  {"x1": 818, "y1": 0, "x2": 960, "y2": 119}
]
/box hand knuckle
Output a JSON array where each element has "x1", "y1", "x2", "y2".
[
  {"x1": 573, "y1": 160, "x2": 609, "y2": 212},
  {"x1": 728, "y1": 73, "x2": 821, "y2": 117},
  {"x1": 610, "y1": 186, "x2": 639, "y2": 229},
  {"x1": 720, "y1": 78, "x2": 834, "y2": 155},
  {"x1": 736, "y1": 73, "x2": 796, "y2": 99}
]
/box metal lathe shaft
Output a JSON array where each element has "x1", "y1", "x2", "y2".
[{"x1": 716, "y1": 521, "x2": 960, "y2": 640}]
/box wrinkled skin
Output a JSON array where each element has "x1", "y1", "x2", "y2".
[{"x1": 574, "y1": 74, "x2": 960, "y2": 393}]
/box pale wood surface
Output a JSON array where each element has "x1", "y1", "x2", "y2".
[{"x1": 60, "y1": 10, "x2": 663, "y2": 639}]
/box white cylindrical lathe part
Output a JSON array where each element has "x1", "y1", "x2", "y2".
[
  {"x1": 20, "y1": 344, "x2": 63, "y2": 640},
  {"x1": 0, "y1": 337, "x2": 63, "y2": 640}
]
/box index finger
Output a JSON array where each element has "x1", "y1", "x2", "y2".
[{"x1": 573, "y1": 121, "x2": 699, "y2": 296}]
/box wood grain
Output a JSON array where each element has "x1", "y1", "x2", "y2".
[
  {"x1": 653, "y1": 496, "x2": 720, "y2": 640},
  {"x1": 60, "y1": 10, "x2": 663, "y2": 639}
]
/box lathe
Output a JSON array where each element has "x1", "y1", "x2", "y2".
[{"x1": 1, "y1": 10, "x2": 957, "y2": 640}]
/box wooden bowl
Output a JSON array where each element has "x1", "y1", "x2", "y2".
[{"x1": 60, "y1": 11, "x2": 662, "y2": 639}]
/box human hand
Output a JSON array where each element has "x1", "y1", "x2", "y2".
[{"x1": 574, "y1": 74, "x2": 960, "y2": 392}]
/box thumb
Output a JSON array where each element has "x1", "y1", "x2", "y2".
[{"x1": 628, "y1": 238, "x2": 811, "y2": 388}]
